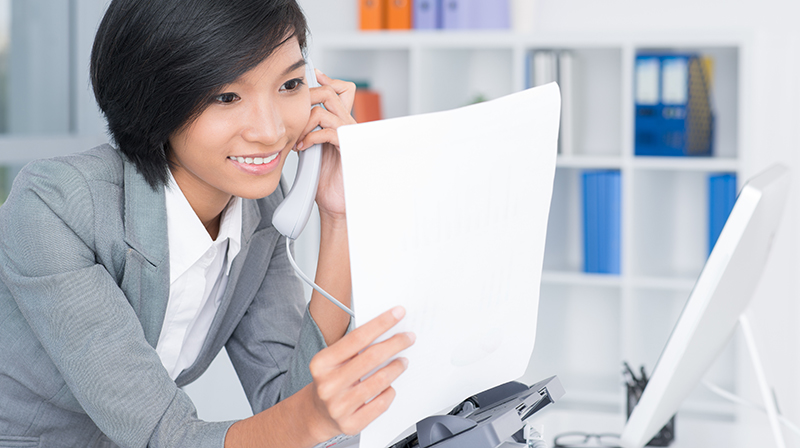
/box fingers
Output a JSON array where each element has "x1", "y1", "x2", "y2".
[
  {"x1": 341, "y1": 387, "x2": 397, "y2": 435},
  {"x1": 307, "y1": 306, "x2": 416, "y2": 436},
  {"x1": 315, "y1": 69, "x2": 356, "y2": 113},
  {"x1": 313, "y1": 306, "x2": 407, "y2": 366},
  {"x1": 338, "y1": 332, "x2": 415, "y2": 387},
  {"x1": 295, "y1": 71, "x2": 357, "y2": 151},
  {"x1": 296, "y1": 109, "x2": 343, "y2": 151},
  {"x1": 347, "y1": 356, "x2": 408, "y2": 408}
]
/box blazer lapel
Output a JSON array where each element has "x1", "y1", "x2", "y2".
[
  {"x1": 121, "y1": 158, "x2": 170, "y2": 349},
  {"x1": 175, "y1": 194, "x2": 282, "y2": 386}
]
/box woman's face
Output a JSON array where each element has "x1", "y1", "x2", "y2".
[{"x1": 168, "y1": 37, "x2": 310, "y2": 208}]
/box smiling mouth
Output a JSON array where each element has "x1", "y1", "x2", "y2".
[{"x1": 228, "y1": 153, "x2": 280, "y2": 165}]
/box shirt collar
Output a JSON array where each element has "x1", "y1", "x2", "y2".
[{"x1": 165, "y1": 172, "x2": 243, "y2": 283}]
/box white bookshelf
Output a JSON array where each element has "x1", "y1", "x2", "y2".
[{"x1": 312, "y1": 31, "x2": 748, "y2": 426}]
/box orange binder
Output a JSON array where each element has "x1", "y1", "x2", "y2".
[
  {"x1": 360, "y1": 0, "x2": 385, "y2": 30},
  {"x1": 386, "y1": 0, "x2": 412, "y2": 30},
  {"x1": 352, "y1": 89, "x2": 383, "y2": 123}
]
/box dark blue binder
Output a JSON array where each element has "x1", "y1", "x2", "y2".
[
  {"x1": 708, "y1": 173, "x2": 737, "y2": 255},
  {"x1": 635, "y1": 54, "x2": 714, "y2": 157}
]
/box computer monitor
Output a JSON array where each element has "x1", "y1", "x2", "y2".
[{"x1": 619, "y1": 164, "x2": 791, "y2": 448}]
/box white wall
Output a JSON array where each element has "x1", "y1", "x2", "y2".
[
  {"x1": 298, "y1": 0, "x2": 800, "y2": 442},
  {"x1": 48, "y1": 0, "x2": 799, "y2": 438},
  {"x1": 530, "y1": 0, "x2": 800, "y2": 442}
]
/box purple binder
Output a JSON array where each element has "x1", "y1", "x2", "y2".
[
  {"x1": 470, "y1": 0, "x2": 509, "y2": 29},
  {"x1": 443, "y1": 0, "x2": 510, "y2": 29},
  {"x1": 414, "y1": 0, "x2": 441, "y2": 29},
  {"x1": 442, "y1": 0, "x2": 469, "y2": 29}
]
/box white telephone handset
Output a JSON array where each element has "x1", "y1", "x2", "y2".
[
  {"x1": 272, "y1": 55, "x2": 323, "y2": 240},
  {"x1": 272, "y1": 55, "x2": 354, "y2": 317}
]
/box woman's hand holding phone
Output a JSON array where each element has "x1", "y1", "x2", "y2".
[{"x1": 295, "y1": 69, "x2": 357, "y2": 221}]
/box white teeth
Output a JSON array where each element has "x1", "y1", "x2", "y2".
[{"x1": 230, "y1": 153, "x2": 279, "y2": 165}]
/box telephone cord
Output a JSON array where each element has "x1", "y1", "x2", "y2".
[{"x1": 285, "y1": 237, "x2": 355, "y2": 317}]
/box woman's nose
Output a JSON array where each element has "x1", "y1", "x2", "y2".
[{"x1": 241, "y1": 100, "x2": 286, "y2": 145}]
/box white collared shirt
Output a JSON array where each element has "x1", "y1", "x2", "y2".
[{"x1": 156, "y1": 174, "x2": 243, "y2": 380}]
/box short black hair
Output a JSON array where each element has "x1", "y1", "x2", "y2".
[{"x1": 91, "y1": 0, "x2": 308, "y2": 189}]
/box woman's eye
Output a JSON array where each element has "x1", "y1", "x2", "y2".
[
  {"x1": 281, "y1": 78, "x2": 304, "y2": 92},
  {"x1": 215, "y1": 92, "x2": 239, "y2": 104}
]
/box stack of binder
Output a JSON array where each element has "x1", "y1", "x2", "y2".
[
  {"x1": 634, "y1": 53, "x2": 715, "y2": 157},
  {"x1": 582, "y1": 170, "x2": 621, "y2": 275},
  {"x1": 360, "y1": 0, "x2": 412, "y2": 30},
  {"x1": 708, "y1": 173, "x2": 737, "y2": 255},
  {"x1": 361, "y1": 0, "x2": 510, "y2": 30}
]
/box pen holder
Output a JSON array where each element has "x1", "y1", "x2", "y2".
[{"x1": 625, "y1": 366, "x2": 675, "y2": 447}]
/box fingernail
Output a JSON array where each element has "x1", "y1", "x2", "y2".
[
  {"x1": 398, "y1": 357, "x2": 409, "y2": 368},
  {"x1": 315, "y1": 68, "x2": 325, "y2": 77},
  {"x1": 296, "y1": 141, "x2": 304, "y2": 150},
  {"x1": 406, "y1": 332, "x2": 416, "y2": 344},
  {"x1": 392, "y1": 306, "x2": 405, "y2": 320}
]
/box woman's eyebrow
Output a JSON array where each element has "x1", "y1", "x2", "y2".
[{"x1": 282, "y1": 59, "x2": 307, "y2": 77}]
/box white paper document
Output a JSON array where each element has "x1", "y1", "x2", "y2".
[{"x1": 337, "y1": 83, "x2": 561, "y2": 448}]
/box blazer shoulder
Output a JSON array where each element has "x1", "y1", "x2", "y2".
[{"x1": 18, "y1": 144, "x2": 125, "y2": 189}]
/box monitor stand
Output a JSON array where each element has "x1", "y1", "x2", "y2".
[{"x1": 738, "y1": 314, "x2": 786, "y2": 448}]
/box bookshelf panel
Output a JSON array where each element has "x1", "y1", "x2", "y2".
[
  {"x1": 317, "y1": 48, "x2": 411, "y2": 119},
  {"x1": 523, "y1": 284, "x2": 622, "y2": 404},
  {"x1": 416, "y1": 47, "x2": 514, "y2": 114}
]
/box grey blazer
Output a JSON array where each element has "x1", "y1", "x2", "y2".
[{"x1": 0, "y1": 145, "x2": 328, "y2": 447}]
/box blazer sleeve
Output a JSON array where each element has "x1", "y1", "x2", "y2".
[
  {"x1": 225, "y1": 233, "x2": 338, "y2": 413},
  {"x1": 0, "y1": 159, "x2": 232, "y2": 448}
]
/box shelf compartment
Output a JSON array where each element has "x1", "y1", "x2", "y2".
[
  {"x1": 526, "y1": 47, "x2": 623, "y2": 157},
  {"x1": 415, "y1": 47, "x2": 514, "y2": 114},
  {"x1": 524, "y1": 284, "x2": 622, "y2": 404},
  {"x1": 632, "y1": 45, "x2": 739, "y2": 159},
  {"x1": 317, "y1": 48, "x2": 411, "y2": 119},
  {"x1": 630, "y1": 169, "x2": 724, "y2": 278}
]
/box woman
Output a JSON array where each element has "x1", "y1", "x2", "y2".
[{"x1": 0, "y1": 0, "x2": 413, "y2": 447}]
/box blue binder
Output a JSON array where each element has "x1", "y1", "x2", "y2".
[
  {"x1": 606, "y1": 172, "x2": 621, "y2": 275},
  {"x1": 708, "y1": 173, "x2": 737, "y2": 255},
  {"x1": 635, "y1": 54, "x2": 714, "y2": 157},
  {"x1": 414, "y1": 0, "x2": 441, "y2": 29},
  {"x1": 583, "y1": 171, "x2": 621, "y2": 274},
  {"x1": 583, "y1": 172, "x2": 600, "y2": 273}
]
